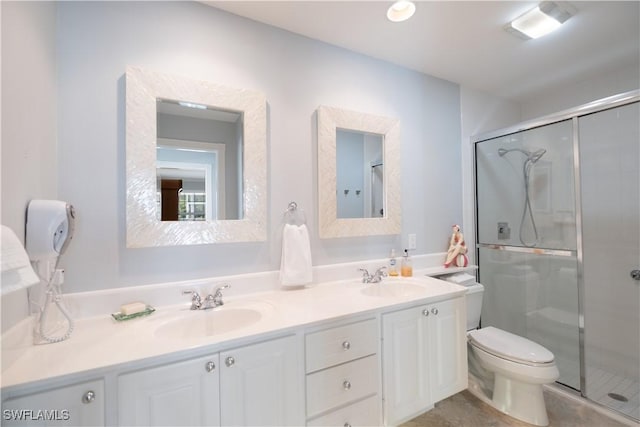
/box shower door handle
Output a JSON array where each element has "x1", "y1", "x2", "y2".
[{"x1": 631, "y1": 269, "x2": 640, "y2": 281}]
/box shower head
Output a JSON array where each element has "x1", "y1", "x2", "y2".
[{"x1": 498, "y1": 147, "x2": 546, "y2": 163}]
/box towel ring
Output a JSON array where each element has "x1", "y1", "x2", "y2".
[{"x1": 283, "y1": 201, "x2": 306, "y2": 226}]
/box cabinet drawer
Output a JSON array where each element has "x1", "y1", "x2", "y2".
[
  {"x1": 306, "y1": 319, "x2": 377, "y2": 373},
  {"x1": 306, "y1": 355, "x2": 378, "y2": 418},
  {"x1": 307, "y1": 395, "x2": 380, "y2": 427}
]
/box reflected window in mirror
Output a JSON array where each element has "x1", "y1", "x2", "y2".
[{"x1": 336, "y1": 129, "x2": 384, "y2": 219}]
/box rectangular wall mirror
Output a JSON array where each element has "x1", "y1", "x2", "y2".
[
  {"x1": 317, "y1": 106, "x2": 401, "y2": 238},
  {"x1": 125, "y1": 67, "x2": 266, "y2": 247}
]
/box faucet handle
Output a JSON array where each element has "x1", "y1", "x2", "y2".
[
  {"x1": 182, "y1": 290, "x2": 201, "y2": 310},
  {"x1": 358, "y1": 268, "x2": 372, "y2": 283},
  {"x1": 213, "y1": 283, "x2": 231, "y2": 296},
  {"x1": 210, "y1": 283, "x2": 230, "y2": 307}
]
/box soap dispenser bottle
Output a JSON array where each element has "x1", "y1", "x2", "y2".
[
  {"x1": 388, "y1": 249, "x2": 399, "y2": 276},
  {"x1": 401, "y1": 249, "x2": 413, "y2": 277}
]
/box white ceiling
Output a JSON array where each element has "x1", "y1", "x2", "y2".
[{"x1": 205, "y1": 1, "x2": 640, "y2": 103}]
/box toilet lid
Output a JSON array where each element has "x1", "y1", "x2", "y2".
[{"x1": 468, "y1": 326, "x2": 554, "y2": 365}]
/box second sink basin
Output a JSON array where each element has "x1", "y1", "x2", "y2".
[
  {"x1": 360, "y1": 279, "x2": 427, "y2": 298},
  {"x1": 154, "y1": 301, "x2": 273, "y2": 340}
]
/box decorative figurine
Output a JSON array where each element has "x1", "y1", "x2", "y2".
[{"x1": 444, "y1": 224, "x2": 468, "y2": 268}]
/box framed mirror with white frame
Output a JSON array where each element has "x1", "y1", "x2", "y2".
[
  {"x1": 317, "y1": 105, "x2": 401, "y2": 238},
  {"x1": 125, "y1": 67, "x2": 267, "y2": 247}
]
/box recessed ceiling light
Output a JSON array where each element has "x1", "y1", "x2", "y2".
[
  {"x1": 387, "y1": 1, "x2": 416, "y2": 23},
  {"x1": 506, "y1": 1, "x2": 575, "y2": 40}
]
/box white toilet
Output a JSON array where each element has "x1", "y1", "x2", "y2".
[{"x1": 464, "y1": 281, "x2": 559, "y2": 426}]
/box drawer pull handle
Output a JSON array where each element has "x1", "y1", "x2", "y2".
[
  {"x1": 431, "y1": 307, "x2": 439, "y2": 315},
  {"x1": 342, "y1": 341, "x2": 351, "y2": 350},
  {"x1": 422, "y1": 308, "x2": 429, "y2": 317},
  {"x1": 225, "y1": 356, "x2": 235, "y2": 367},
  {"x1": 343, "y1": 380, "x2": 352, "y2": 390},
  {"x1": 82, "y1": 390, "x2": 95, "y2": 404},
  {"x1": 205, "y1": 361, "x2": 216, "y2": 372}
]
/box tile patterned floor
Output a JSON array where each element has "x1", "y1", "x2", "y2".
[
  {"x1": 586, "y1": 366, "x2": 640, "y2": 421},
  {"x1": 401, "y1": 389, "x2": 634, "y2": 427}
]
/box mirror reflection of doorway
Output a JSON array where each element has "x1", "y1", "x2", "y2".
[{"x1": 159, "y1": 179, "x2": 182, "y2": 221}]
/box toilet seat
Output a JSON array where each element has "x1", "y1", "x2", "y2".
[{"x1": 468, "y1": 326, "x2": 555, "y2": 367}]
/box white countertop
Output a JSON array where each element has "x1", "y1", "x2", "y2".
[{"x1": 1, "y1": 273, "x2": 467, "y2": 390}]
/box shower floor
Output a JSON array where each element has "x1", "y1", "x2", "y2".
[{"x1": 586, "y1": 365, "x2": 640, "y2": 421}]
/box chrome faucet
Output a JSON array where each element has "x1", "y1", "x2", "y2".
[
  {"x1": 205, "y1": 284, "x2": 230, "y2": 309},
  {"x1": 183, "y1": 284, "x2": 231, "y2": 310},
  {"x1": 359, "y1": 266, "x2": 387, "y2": 284}
]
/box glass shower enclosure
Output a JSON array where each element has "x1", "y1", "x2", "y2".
[{"x1": 473, "y1": 91, "x2": 639, "y2": 421}]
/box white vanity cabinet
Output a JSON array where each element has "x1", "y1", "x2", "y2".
[
  {"x1": 1, "y1": 379, "x2": 105, "y2": 426},
  {"x1": 118, "y1": 334, "x2": 301, "y2": 427},
  {"x1": 219, "y1": 334, "x2": 301, "y2": 426},
  {"x1": 118, "y1": 354, "x2": 221, "y2": 426},
  {"x1": 304, "y1": 318, "x2": 381, "y2": 427},
  {"x1": 382, "y1": 296, "x2": 467, "y2": 426}
]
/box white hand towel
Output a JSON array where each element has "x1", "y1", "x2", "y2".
[
  {"x1": 280, "y1": 224, "x2": 312, "y2": 287},
  {"x1": 1, "y1": 225, "x2": 40, "y2": 295}
]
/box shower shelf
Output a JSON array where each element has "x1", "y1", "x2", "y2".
[{"x1": 424, "y1": 265, "x2": 477, "y2": 278}]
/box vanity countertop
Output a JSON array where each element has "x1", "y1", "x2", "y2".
[{"x1": 1, "y1": 272, "x2": 467, "y2": 390}]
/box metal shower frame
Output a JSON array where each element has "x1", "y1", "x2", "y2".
[{"x1": 470, "y1": 89, "x2": 639, "y2": 404}]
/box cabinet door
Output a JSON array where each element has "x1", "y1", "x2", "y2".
[
  {"x1": 220, "y1": 335, "x2": 301, "y2": 426},
  {"x1": 118, "y1": 354, "x2": 220, "y2": 426},
  {"x1": 382, "y1": 306, "x2": 430, "y2": 426},
  {"x1": 2, "y1": 379, "x2": 104, "y2": 426},
  {"x1": 429, "y1": 297, "x2": 468, "y2": 403}
]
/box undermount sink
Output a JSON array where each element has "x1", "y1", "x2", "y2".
[
  {"x1": 360, "y1": 280, "x2": 427, "y2": 298},
  {"x1": 154, "y1": 302, "x2": 273, "y2": 340}
]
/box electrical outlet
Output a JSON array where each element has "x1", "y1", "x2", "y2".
[{"x1": 408, "y1": 234, "x2": 417, "y2": 250}]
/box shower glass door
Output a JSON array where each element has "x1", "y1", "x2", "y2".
[
  {"x1": 579, "y1": 102, "x2": 640, "y2": 420},
  {"x1": 475, "y1": 119, "x2": 581, "y2": 390}
]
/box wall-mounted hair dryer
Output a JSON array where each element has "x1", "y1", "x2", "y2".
[
  {"x1": 26, "y1": 200, "x2": 76, "y2": 262},
  {"x1": 25, "y1": 199, "x2": 76, "y2": 345}
]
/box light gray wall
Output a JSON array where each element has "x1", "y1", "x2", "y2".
[
  {"x1": 1, "y1": 1, "x2": 58, "y2": 332},
  {"x1": 52, "y1": 1, "x2": 461, "y2": 293},
  {"x1": 1, "y1": 1, "x2": 58, "y2": 242},
  {"x1": 520, "y1": 63, "x2": 640, "y2": 120}
]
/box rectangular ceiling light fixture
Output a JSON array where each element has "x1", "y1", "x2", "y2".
[{"x1": 506, "y1": 1, "x2": 575, "y2": 39}]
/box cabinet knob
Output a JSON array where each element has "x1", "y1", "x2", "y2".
[
  {"x1": 431, "y1": 308, "x2": 439, "y2": 315},
  {"x1": 342, "y1": 341, "x2": 351, "y2": 350},
  {"x1": 205, "y1": 361, "x2": 216, "y2": 372},
  {"x1": 343, "y1": 380, "x2": 352, "y2": 390},
  {"x1": 82, "y1": 390, "x2": 95, "y2": 404},
  {"x1": 225, "y1": 356, "x2": 235, "y2": 367},
  {"x1": 422, "y1": 308, "x2": 429, "y2": 317}
]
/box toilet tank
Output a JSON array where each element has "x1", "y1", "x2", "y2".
[{"x1": 465, "y1": 283, "x2": 484, "y2": 331}]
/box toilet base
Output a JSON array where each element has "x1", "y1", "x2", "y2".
[{"x1": 468, "y1": 373, "x2": 550, "y2": 426}]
